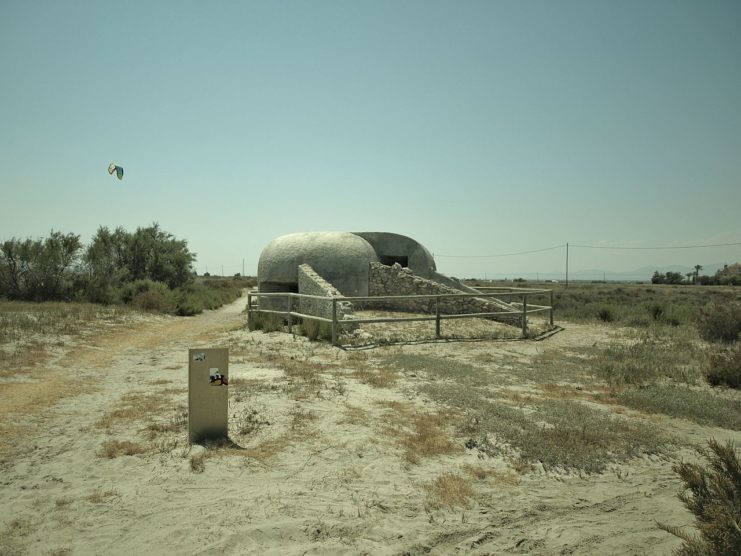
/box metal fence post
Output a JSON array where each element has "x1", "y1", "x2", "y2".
[
  {"x1": 286, "y1": 294, "x2": 292, "y2": 334},
  {"x1": 522, "y1": 294, "x2": 528, "y2": 338},
  {"x1": 331, "y1": 298, "x2": 337, "y2": 347},
  {"x1": 247, "y1": 293, "x2": 252, "y2": 329},
  {"x1": 435, "y1": 296, "x2": 441, "y2": 338},
  {"x1": 549, "y1": 290, "x2": 554, "y2": 326}
]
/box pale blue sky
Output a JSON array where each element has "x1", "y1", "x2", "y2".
[{"x1": 1, "y1": 0, "x2": 739, "y2": 279}]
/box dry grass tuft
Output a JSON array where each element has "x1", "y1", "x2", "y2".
[
  {"x1": 540, "y1": 383, "x2": 581, "y2": 399},
  {"x1": 423, "y1": 472, "x2": 474, "y2": 509},
  {"x1": 241, "y1": 436, "x2": 294, "y2": 462},
  {"x1": 98, "y1": 439, "x2": 149, "y2": 458},
  {"x1": 462, "y1": 464, "x2": 520, "y2": 485},
  {"x1": 86, "y1": 489, "x2": 120, "y2": 503},
  {"x1": 55, "y1": 496, "x2": 75, "y2": 508},
  {"x1": 98, "y1": 392, "x2": 172, "y2": 429},
  {"x1": 269, "y1": 355, "x2": 329, "y2": 399},
  {"x1": 145, "y1": 408, "x2": 187, "y2": 436},
  {"x1": 378, "y1": 401, "x2": 460, "y2": 464},
  {"x1": 190, "y1": 452, "x2": 205, "y2": 473},
  {"x1": 343, "y1": 350, "x2": 369, "y2": 368},
  {"x1": 289, "y1": 405, "x2": 316, "y2": 430},
  {"x1": 338, "y1": 404, "x2": 369, "y2": 426},
  {"x1": 351, "y1": 367, "x2": 397, "y2": 388}
]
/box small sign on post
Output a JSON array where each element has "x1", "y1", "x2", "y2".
[{"x1": 188, "y1": 348, "x2": 228, "y2": 443}]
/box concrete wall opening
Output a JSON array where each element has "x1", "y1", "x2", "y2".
[
  {"x1": 260, "y1": 282, "x2": 298, "y2": 294},
  {"x1": 379, "y1": 255, "x2": 408, "y2": 268}
]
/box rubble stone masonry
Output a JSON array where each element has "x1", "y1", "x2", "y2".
[{"x1": 367, "y1": 263, "x2": 521, "y2": 325}]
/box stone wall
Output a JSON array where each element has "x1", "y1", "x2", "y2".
[
  {"x1": 367, "y1": 263, "x2": 521, "y2": 325},
  {"x1": 297, "y1": 264, "x2": 356, "y2": 328}
]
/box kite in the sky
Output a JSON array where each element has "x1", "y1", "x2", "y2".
[{"x1": 108, "y1": 163, "x2": 124, "y2": 180}]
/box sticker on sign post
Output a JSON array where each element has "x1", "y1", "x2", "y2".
[
  {"x1": 209, "y1": 368, "x2": 228, "y2": 386},
  {"x1": 188, "y1": 348, "x2": 228, "y2": 443}
]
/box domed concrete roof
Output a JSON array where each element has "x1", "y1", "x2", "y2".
[
  {"x1": 353, "y1": 232, "x2": 436, "y2": 278},
  {"x1": 258, "y1": 232, "x2": 379, "y2": 296}
]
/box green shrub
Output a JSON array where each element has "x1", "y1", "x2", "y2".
[
  {"x1": 658, "y1": 439, "x2": 741, "y2": 555},
  {"x1": 131, "y1": 287, "x2": 175, "y2": 313},
  {"x1": 119, "y1": 279, "x2": 166, "y2": 304},
  {"x1": 597, "y1": 307, "x2": 615, "y2": 322},
  {"x1": 175, "y1": 294, "x2": 202, "y2": 316},
  {"x1": 697, "y1": 301, "x2": 741, "y2": 343},
  {"x1": 706, "y1": 344, "x2": 741, "y2": 389},
  {"x1": 119, "y1": 280, "x2": 174, "y2": 313},
  {"x1": 649, "y1": 302, "x2": 665, "y2": 321},
  {"x1": 591, "y1": 336, "x2": 704, "y2": 387},
  {"x1": 645, "y1": 302, "x2": 685, "y2": 327},
  {"x1": 173, "y1": 281, "x2": 242, "y2": 316}
]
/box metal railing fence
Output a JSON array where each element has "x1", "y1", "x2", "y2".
[{"x1": 246, "y1": 288, "x2": 554, "y2": 346}]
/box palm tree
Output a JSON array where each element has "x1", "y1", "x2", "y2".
[{"x1": 694, "y1": 264, "x2": 703, "y2": 283}]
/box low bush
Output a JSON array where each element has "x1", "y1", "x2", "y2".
[
  {"x1": 648, "y1": 302, "x2": 665, "y2": 322},
  {"x1": 248, "y1": 312, "x2": 284, "y2": 332},
  {"x1": 173, "y1": 282, "x2": 241, "y2": 316},
  {"x1": 117, "y1": 279, "x2": 175, "y2": 313},
  {"x1": 132, "y1": 286, "x2": 175, "y2": 313},
  {"x1": 299, "y1": 318, "x2": 320, "y2": 341},
  {"x1": 119, "y1": 279, "x2": 167, "y2": 304},
  {"x1": 697, "y1": 301, "x2": 741, "y2": 343},
  {"x1": 591, "y1": 336, "x2": 704, "y2": 387},
  {"x1": 597, "y1": 307, "x2": 615, "y2": 322},
  {"x1": 297, "y1": 319, "x2": 333, "y2": 342},
  {"x1": 658, "y1": 439, "x2": 741, "y2": 555},
  {"x1": 706, "y1": 344, "x2": 741, "y2": 389}
]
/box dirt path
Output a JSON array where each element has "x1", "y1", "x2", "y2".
[
  {"x1": 0, "y1": 298, "x2": 247, "y2": 554},
  {"x1": 0, "y1": 298, "x2": 245, "y2": 455}
]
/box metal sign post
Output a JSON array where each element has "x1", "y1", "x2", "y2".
[{"x1": 188, "y1": 348, "x2": 229, "y2": 443}]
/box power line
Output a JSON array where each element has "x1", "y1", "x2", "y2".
[
  {"x1": 436, "y1": 244, "x2": 565, "y2": 258},
  {"x1": 436, "y1": 240, "x2": 741, "y2": 258},
  {"x1": 571, "y1": 241, "x2": 741, "y2": 250}
]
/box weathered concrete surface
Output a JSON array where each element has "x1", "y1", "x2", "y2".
[
  {"x1": 258, "y1": 232, "x2": 378, "y2": 297},
  {"x1": 353, "y1": 232, "x2": 436, "y2": 279},
  {"x1": 297, "y1": 264, "x2": 355, "y2": 328}
]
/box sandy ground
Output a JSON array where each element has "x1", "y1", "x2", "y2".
[{"x1": 1, "y1": 295, "x2": 739, "y2": 555}]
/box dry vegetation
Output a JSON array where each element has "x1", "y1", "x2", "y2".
[
  {"x1": 2, "y1": 283, "x2": 741, "y2": 554},
  {"x1": 0, "y1": 301, "x2": 136, "y2": 377}
]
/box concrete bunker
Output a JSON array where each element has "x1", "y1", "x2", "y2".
[{"x1": 256, "y1": 232, "x2": 521, "y2": 328}]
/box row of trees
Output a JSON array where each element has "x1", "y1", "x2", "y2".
[
  {"x1": 0, "y1": 224, "x2": 195, "y2": 303},
  {"x1": 652, "y1": 264, "x2": 741, "y2": 286},
  {"x1": 651, "y1": 270, "x2": 688, "y2": 285}
]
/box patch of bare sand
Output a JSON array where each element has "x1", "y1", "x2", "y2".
[{"x1": 1, "y1": 304, "x2": 738, "y2": 555}]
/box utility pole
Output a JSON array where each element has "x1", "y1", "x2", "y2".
[
  {"x1": 242, "y1": 258, "x2": 245, "y2": 276},
  {"x1": 566, "y1": 243, "x2": 569, "y2": 288}
]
